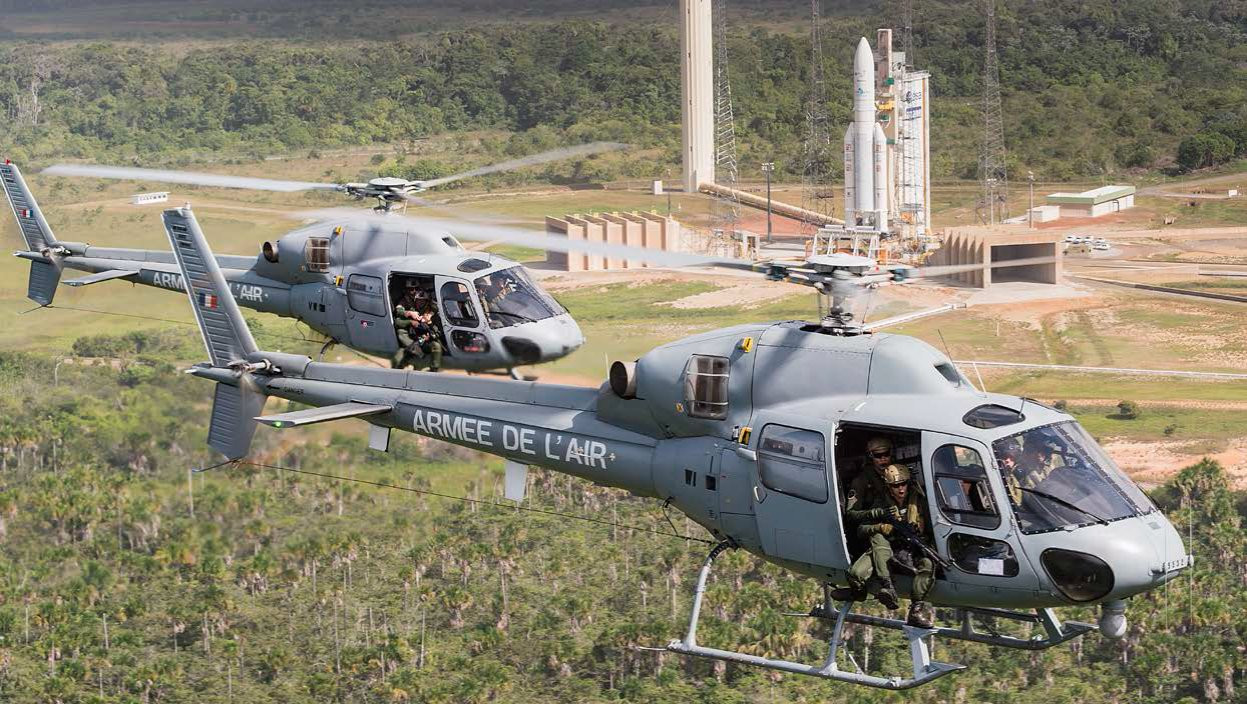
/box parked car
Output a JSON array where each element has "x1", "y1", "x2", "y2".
[{"x1": 1093, "y1": 240, "x2": 1110, "y2": 251}]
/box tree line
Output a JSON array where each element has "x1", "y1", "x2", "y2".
[{"x1": 0, "y1": 1, "x2": 1245, "y2": 182}]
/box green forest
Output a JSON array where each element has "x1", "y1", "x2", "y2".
[
  {"x1": 1, "y1": 1, "x2": 1247, "y2": 181},
  {"x1": 0, "y1": 325, "x2": 1244, "y2": 701},
  {"x1": 2, "y1": 1, "x2": 1247, "y2": 701}
]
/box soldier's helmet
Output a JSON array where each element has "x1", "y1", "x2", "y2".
[
  {"x1": 882, "y1": 463, "x2": 910, "y2": 486},
  {"x1": 866, "y1": 437, "x2": 893, "y2": 455}
]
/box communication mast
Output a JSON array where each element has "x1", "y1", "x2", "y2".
[
  {"x1": 710, "y1": 0, "x2": 742, "y2": 251},
  {"x1": 800, "y1": 0, "x2": 835, "y2": 238},
  {"x1": 979, "y1": 0, "x2": 1008, "y2": 224}
]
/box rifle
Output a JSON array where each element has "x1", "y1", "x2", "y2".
[{"x1": 885, "y1": 517, "x2": 953, "y2": 571}]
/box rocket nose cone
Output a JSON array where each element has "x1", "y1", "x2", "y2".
[{"x1": 855, "y1": 37, "x2": 873, "y2": 68}]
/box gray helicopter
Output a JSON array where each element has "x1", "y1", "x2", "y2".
[
  {"x1": 3, "y1": 153, "x2": 608, "y2": 373},
  {"x1": 158, "y1": 202, "x2": 1190, "y2": 689}
]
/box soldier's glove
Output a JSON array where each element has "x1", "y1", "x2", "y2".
[
  {"x1": 867, "y1": 508, "x2": 889, "y2": 520},
  {"x1": 869, "y1": 523, "x2": 893, "y2": 536},
  {"x1": 888, "y1": 506, "x2": 903, "y2": 521}
]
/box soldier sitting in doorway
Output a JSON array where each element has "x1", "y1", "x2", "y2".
[
  {"x1": 391, "y1": 301, "x2": 442, "y2": 373},
  {"x1": 835, "y1": 463, "x2": 936, "y2": 628}
]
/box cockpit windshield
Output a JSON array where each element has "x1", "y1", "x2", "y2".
[
  {"x1": 474, "y1": 266, "x2": 567, "y2": 329},
  {"x1": 992, "y1": 421, "x2": 1154, "y2": 534}
]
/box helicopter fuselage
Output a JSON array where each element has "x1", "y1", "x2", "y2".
[
  {"x1": 14, "y1": 219, "x2": 584, "y2": 371},
  {"x1": 202, "y1": 318, "x2": 1188, "y2": 616}
]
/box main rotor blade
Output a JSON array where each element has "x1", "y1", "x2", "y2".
[
  {"x1": 43, "y1": 164, "x2": 340, "y2": 193},
  {"x1": 914, "y1": 255, "x2": 1060, "y2": 279},
  {"x1": 418, "y1": 142, "x2": 629, "y2": 190},
  {"x1": 299, "y1": 208, "x2": 756, "y2": 270}
]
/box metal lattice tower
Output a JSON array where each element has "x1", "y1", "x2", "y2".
[
  {"x1": 901, "y1": 0, "x2": 915, "y2": 67},
  {"x1": 799, "y1": 0, "x2": 835, "y2": 237},
  {"x1": 710, "y1": 0, "x2": 742, "y2": 249},
  {"x1": 979, "y1": 0, "x2": 1008, "y2": 224}
]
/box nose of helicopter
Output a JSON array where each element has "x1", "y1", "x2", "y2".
[
  {"x1": 1033, "y1": 513, "x2": 1190, "y2": 606},
  {"x1": 500, "y1": 314, "x2": 585, "y2": 365},
  {"x1": 541, "y1": 313, "x2": 586, "y2": 361}
]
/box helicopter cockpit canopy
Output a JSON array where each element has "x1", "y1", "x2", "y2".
[
  {"x1": 475, "y1": 266, "x2": 568, "y2": 329},
  {"x1": 992, "y1": 421, "x2": 1156, "y2": 534}
]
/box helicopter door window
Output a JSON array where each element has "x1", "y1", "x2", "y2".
[
  {"x1": 757, "y1": 425, "x2": 828, "y2": 503},
  {"x1": 305, "y1": 237, "x2": 330, "y2": 273},
  {"x1": 947, "y1": 533, "x2": 1019, "y2": 577},
  {"x1": 440, "y1": 281, "x2": 480, "y2": 328},
  {"x1": 931, "y1": 444, "x2": 1000, "y2": 530},
  {"x1": 683, "y1": 355, "x2": 729, "y2": 420},
  {"x1": 346, "y1": 274, "x2": 386, "y2": 316}
]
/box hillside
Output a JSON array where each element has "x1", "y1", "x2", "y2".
[{"x1": 1, "y1": 1, "x2": 1246, "y2": 183}]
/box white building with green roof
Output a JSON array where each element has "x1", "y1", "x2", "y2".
[{"x1": 1044, "y1": 185, "x2": 1135, "y2": 218}]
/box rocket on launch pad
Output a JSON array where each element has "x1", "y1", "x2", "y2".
[{"x1": 842, "y1": 37, "x2": 888, "y2": 231}]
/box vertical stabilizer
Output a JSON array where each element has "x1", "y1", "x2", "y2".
[
  {"x1": 2, "y1": 161, "x2": 63, "y2": 305},
  {"x1": 161, "y1": 206, "x2": 258, "y2": 367},
  {"x1": 1, "y1": 161, "x2": 58, "y2": 251},
  {"x1": 161, "y1": 205, "x2": 265, "y2": 460}
]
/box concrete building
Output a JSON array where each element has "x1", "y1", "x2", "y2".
[
  {"x1": 1045, "y1": 185, "x2": 1135, "y2": 218},
  {"x1": 545, "y1": 212, "x2": 685, "y2": 272},
  {"x1": 680, "y1": 0, "x2": 714, "y2": 193},
  {"x1": 927, "y1": 227, "x2": 1064, "y2": 288}
]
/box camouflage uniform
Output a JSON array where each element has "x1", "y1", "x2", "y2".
[
  {"x1": 391, "y1": 304, "x2": 443, "y2": 372},
  {"x1": 841, "y1": 465, "x2": 936, "y2": 625}
]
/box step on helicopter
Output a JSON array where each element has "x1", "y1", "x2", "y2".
[
  {"x1": 155, "y1": 202, "x2": 1191, "y2": 689},
  {"x1": 2, "y1": 144, "x2": 625, "y2": 374}
]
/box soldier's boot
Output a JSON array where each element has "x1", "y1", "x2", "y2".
[
  {"x1": 907, "y1": 598, "x2": 937, "y2": 625},
  {"x1": 828, "y1": 584, "x2": 869, "y2": 602},
  {"x1": 428, "y1": 341, "x2": 443, "y2": 373},
  {"x1": 906, "y1": 601, "x2": 935, "y2": 629},
  {"x1": 874, "y1": 577, "x2": 900, "y2": 610}
]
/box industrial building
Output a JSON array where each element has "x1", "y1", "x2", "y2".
[
  {"x1": 1045, "y1": 185, "x2": 1135, "y2": 219},
  {"x1": 927, "y1": 227, "x2": 1064, "y2": 288},
  {"x1": 544, "y1": 212, "x2": 685, "y2": 272}
]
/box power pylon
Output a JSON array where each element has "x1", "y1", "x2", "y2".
[
  {"x1": 978, "y1": 0, "x2": 1007, "y2": 224},
  {"x1": 800, "y1": 0, "x2": 835, "y2": 238},
  {"x1": 710, "y1": 0, "x2": 742, "y2": 251}
]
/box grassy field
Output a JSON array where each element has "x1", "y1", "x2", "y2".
[{"x1": 5, "y1": 155, "x2": 1245, "y2": 464}]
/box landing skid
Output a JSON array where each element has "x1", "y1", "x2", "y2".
[
  {"x1": 663, "y1": 543, "x2": 964, "y2": 690},
  {"x1": 796, "y1": 601, "x2": 1097, "y2": 651}
]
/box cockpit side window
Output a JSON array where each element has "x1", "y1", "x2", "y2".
[
  {"x1": 440, "y1": 281, "x2": 480, "y2": 328},
  {"x1": 683, "y1": 355, "x2": 729, "y2": 420},
  {"x1": 931, "y1": 444, "x2": 1000, "y2": 530},
  {"x1": 757, "y1": 425, "x2": 828, "y2": 503},
  {"x1": 305, "y1": 237, "x2": 330, "y2": 273}
]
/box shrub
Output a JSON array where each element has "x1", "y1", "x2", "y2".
[{"x1": 1116, "y1": 400, "x2": 1141, "y2": 419}]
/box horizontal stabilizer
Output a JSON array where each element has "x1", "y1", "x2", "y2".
[
  {"x1": 63, "y1": 269, "x2": 136, "y2": 287},
  {"x1": 255, "y1": 401, "x2": 391, "y2": 428}
]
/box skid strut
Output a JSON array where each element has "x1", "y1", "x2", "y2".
[
  {"x1": 799, "y1": 603, "x2": 1097, "y2": 650},
  {"x1": 665, "y1": 542, "x2": 964, "y2": 690}
]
